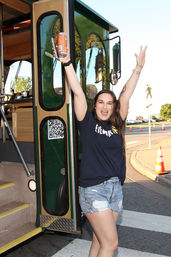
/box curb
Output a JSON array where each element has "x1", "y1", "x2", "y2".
[
  {"x1": 130, "y1": 150, "x2": 171, "y2": 187},
  {"x1": 130, "y1": 150, "x2": 157, "y2": 181}
]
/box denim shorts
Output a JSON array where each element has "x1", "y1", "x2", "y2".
[{"x1": 79, "y1": 177, "x2": 123, "y2": 214}]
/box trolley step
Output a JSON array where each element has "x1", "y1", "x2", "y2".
[{"x1": 0, "y1": 222, "x2": 42, "y2": 254}]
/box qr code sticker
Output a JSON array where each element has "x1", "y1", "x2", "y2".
[{"x1": 48, "y1": 119, "x2": 64, "y2": 140}]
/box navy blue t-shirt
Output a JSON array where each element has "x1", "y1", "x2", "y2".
[{"x1": 77, "y1": 110, "x2": 126, "y2": 187}]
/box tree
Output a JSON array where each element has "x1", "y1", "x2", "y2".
[
  {"x1": 13, "y1": 76, "x2": 32, "y2": 93},
  {"x1": 160, "y1": 104, "x2": 171, "y2": 119},
  {"x1": 152, "y1": 115, "x2": 157, "y2": 120},
  {"x1": 136, "y1": 115, "x2": 143, "y2": 120}
]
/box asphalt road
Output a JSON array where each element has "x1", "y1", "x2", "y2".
[
  {"x1": 126, "y1": 124, "x2": 171, "y2": 135},
  {"x1": 2, "y1": 129, "x2": 171, "y2": 257},
  {"x1": 123, "y1": 130, "x2": 171, "y2": 256}
]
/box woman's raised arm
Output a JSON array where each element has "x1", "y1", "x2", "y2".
[
  {"x1": 119, "y1": 46, "x2": 147, "y2": 120},
  {"x1": 58, "y1": 48, "x2": 87, "y2": 121}
]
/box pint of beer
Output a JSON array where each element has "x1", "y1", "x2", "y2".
[{"x1": 57, "y1": 32, "x2": 67, "y2": 57}]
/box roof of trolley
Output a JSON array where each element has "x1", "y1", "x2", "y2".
[
  {"x1": 0, "y1": 0, "x2": 118, "y2": 61},
  {"x1": 0, "y1": 0, "x2": 118, "y2": 32},
  {"x1": 0, "y1": 1, "x2": 31, "y2": 25},
  {"x1": 0, "y1": 1, "x2": 31, "y2": 62}
]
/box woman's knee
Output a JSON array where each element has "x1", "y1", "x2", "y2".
[
  {"x1": 101, "y1": 237, "x2": 118, "y2": 252},
  {"x1": 112, "y1": 238, "x2": 119, "y2": 251}
]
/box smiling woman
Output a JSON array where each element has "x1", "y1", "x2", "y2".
[
  {"x1": 58, "y1": 38, "x2": 146, "y2": 256},
  {"x1": 94, "y1": 93, "x2": 114, "y2": 120}
]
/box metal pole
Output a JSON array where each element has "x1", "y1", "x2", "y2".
[
  {"x1": 146, "y1": 85, "x2": 152, "y2": 149},
  {"x1": 0, "y1": 105, "x2": 32, "y2": 177},
  {"x1": 148, "y1": 113, "x2": 151, "y2": 149},
  {"x1": 0, "y1": 4, "x2": 6, "y2": 143},
  {"x1": 0, "y1": 4, "x2": 4, "y2": 95}
]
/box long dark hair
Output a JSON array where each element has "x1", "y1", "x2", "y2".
[{"x1": 92, "y1": 89, "x2": 126, "y2": 153}]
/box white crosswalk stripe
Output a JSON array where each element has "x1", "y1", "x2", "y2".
[
  {"x1": 52, "y1": 210, "x2": 171, "y2": 257},
  {"x1": 117, "y1": 210, "x2": 171, "y2": 234},
  {"x1": 52, "y1": 238, "x2": 170, "y2": 257}
]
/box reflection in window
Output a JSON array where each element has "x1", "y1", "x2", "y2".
[
  {"x1": 38, "y1": 12, "x2": 64, "y2": 109},
  {"x1": 86, "y1": 33, "x2": 106, "y2": 100},
  {"x1": 53, "y1": 59, "x2": 62, "y2": 95},
  {"x1": 5, "y1": 61, "x2": 32, "y2": 95},
  {"x1": 40, "y1": 117, "x2": 69, "y2": 215},
  {"x1": 75, "y1": 26, "x2": 82, "y2": 85},
  {"x1": 52, "y1": 18, "x2": 62, "y2": 96}
]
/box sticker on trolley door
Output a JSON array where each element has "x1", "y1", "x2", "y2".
[{"x1": 48, "y1": 119, "x2": 64, "y2": 140}]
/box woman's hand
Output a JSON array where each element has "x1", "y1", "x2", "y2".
[
  {"x1": 135, "y1": 45, "x2": 147, "y2": 70},
  {"x1": 57, "y1": 46, "x2": 87, "y2": 121},
  {"x1": 58, "y1": 46, "x2": 71, "y2": 64}
]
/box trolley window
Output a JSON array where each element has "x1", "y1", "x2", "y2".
[
  {"x1": 37, "y1": 12, "x2": 65, "y2": 110},
  {"x1": 85, "y1": 33, "x2": 107, "y2": 101}
]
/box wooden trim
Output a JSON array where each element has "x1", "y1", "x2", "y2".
[
  {"x1": 3, "y1": 30, "x2": 31, "y2": 60},
  {"x1": 0, "y1": 0, "x2": 30, "y2": 14},
  {"x1": 33, "y1": 0, "x2": 71, "y2": 219}
]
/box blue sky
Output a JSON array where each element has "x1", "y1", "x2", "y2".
[{"x1": 83, "y1": 0, "x2": 171, "y2": 119}]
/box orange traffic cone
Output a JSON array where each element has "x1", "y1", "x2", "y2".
[
  {"x1": 155, "y1": 146, "x2": 168, "y2": 175},
  {"x1": 153, "y1": 124, "x2": 156, "y2": 131},
  {"x1": 130, "y1": 127, "x2": 132, "y2": 132},
  {"x1": 162, "y1": 124, "x2": 165, "y2": 131},
  {"x1": 139, "y1": 126, "x2": 142, "y2": 132}
]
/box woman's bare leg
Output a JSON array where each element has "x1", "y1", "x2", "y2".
[
  {"x1": 88, "y1": 211, "x2": 120, "y2": 257},
  {"x1": 86, "y1": 209, "x2": 119, "y2": 257},
  {"x1": 89, "y1": 232, "x2": 100, "y2": 257}
]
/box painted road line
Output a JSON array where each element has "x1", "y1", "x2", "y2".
[
  {"x1": 52, "y1": 238, "x2": 170, "y2": 257},
  {"x1": 117, "y1": 210, "x2": 171, "y2": 234},
  {"x1": 126, "y1": 141, "x2": 139, "y2": 145},
  {"x1": 126, "y1": 141, "x2": 140, "y2": 148}
]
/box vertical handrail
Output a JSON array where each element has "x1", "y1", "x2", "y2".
[
  {"x1": 0, "y1": 4, "x2": 4, "y2": 95},
  {"x1": 0, "y1": 104, "x2": 32, "y2": 177},
  {"x1": 0, "y1": 5, "x2": 6, "y2": 143}
]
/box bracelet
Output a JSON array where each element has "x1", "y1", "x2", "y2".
[
  {"x1": 62, "y1": 60, "x2": 72, "y2": 67},
  {"x1": 132, "y1": 69, "x2": 141, "y2": 75}
]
